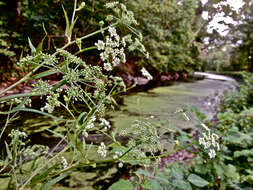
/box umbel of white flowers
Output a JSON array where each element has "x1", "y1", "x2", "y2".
[
  {"x1": 95, "y1": 26, "x2": 127, "y2": 72},
  {"x1": 199, "y1": 123, "x2": 220, "y2": 159},
  {"x1": 97, "y1": 142, "x2": 107, "y2": 157}
]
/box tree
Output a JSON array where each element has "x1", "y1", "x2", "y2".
[{"x1": 229, "y1": 1, "x2": 253, "y2": 71}]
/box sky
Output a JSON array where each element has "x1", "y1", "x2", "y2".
[{"x1": 201, "y1": 0, "x2": 245, "y2": 36}]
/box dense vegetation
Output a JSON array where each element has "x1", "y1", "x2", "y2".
[
  {"x1": 0, "y1": 0, "x2": 252, "y2": 189},
  {"x1": 1, "y1": 0, "x2": 252, "y2": 79}
]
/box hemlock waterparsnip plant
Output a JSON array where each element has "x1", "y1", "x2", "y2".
[
  {"x1": 0, "y1": 1, "x2": 149, "y2": 189},
  {"x1": 1, "y1": 0, "x2": 245, "y2": 189}
]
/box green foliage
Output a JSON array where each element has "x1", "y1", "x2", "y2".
[
  {"x1": 229, "y1": 1, "x2": 253, "y2": 72},
  {"x1": 108, "y1": 180, "x2": 134, "y2": 190},
  {"x1": 187, "y1": 174, "x2": 209, "y2": 187},
  {"x1": 219, "y1": 73, "x2": 253, "y2": 113},
  {"x1": 125, "y1": 0, "x2": 200, "y2": 72},
  {"x1": 0, "y1": 0, "x2": 203, "y2": 76},
  {"x1": 131, "y1": 164, "x2": 209, "y2": 189}
]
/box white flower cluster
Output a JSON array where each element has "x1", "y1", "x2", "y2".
[
  {"x1": 105, "y1": 1, "x2": 119, "y2": 9},
  {"x1": 41, "y1": 91, "x2": 61, "y2": 113},
  {"x1": 95, "y1": 26, "x2": 127, "y2": 71},
  {"x1": 99, "y1": 118, "x2": 111, "y2": 130},
  {"x1": 141, "y1": 67, "x2": 153, "y2": 80},
  {"x1": 33, "y1": 80, "x2": 52, "y2": 95},
  {"x1": 118, "y1": 162, "x2": 123, "y2": 168},
  {"x1": 113, "y1": 151, "x2": 123, "y2": 159},
  {"x1": 199, "y1": 123, "x2": 220, "y2": 159},
  {"x1": 85, "y1": 115, "x2": 96, "y2": 129},
  {"x1": 23, "y1": 145, "x2": 49, "y2": 159},
  {"x1": 61, "y1": 156, "x2": 68, "y2": 169},
  {"x1": 9, "y1": 129, "x2": 27, "y2": 140},
  {"x1": 97, "y1": 142, "x2": 107, "y2": 157}
]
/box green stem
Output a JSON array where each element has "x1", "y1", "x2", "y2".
[
  {"x1": 60, "y1": 102, "x2": 76, "y2": 120},
  {"x1": 74, "y1": 46, "x2": 97, "y2": 55},
  {"x1": 55, "y1": 21, "x2": 119, "y2": 57},
  {"x1": 94, "y1": 127, "x2": 117, "y2": 144},
  {"x1": 71, "y1": 0, "x2": 77, "y2": 28}
]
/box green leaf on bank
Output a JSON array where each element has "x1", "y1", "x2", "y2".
[
  {"x1": 142, "y1": 179, "x2": 163, "y2": 190},
  {"x1": 234, "y1": 149, "x2": 253, "y2": 158},
  {"x1": 170, "y1": 164, "x2": 184, "y2": 180},
  {"x1": 135, "y1": 169, "x2": 153, "y2": 178},
  {"x1": 214, "y1": 162, "x2": 224, "y2": 177},
  {"x1": 224, "y1": 164, "x2": 240, "y2": 181},
  {"x1": 194, "y1": 164, "x2": 209, "y2": 175},
  {"x1": 187, "y1": 174, "x2": 209, "y2": 187},
  {"x1": 172, "y1": 179, "x2": 192, "y2": 190},
  {"x1": 136, "y1": 169, "x2": 170, "y2": 185},
  {"x1": 108, "y1": 180, "x2": 134, "y2": 190}
]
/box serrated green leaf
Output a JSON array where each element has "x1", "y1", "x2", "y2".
[
  {"x1": 194, "y1": 164, "x2": 209, "y2": 175},
  {"x1": 187, "y1": 174, "x2": 209, "y2": 187},
  {"x1": 108, "y1": 180, "x2": 134, "y2": 190},
  {"x1": 234, "y1": 149, "x2": 253, "y2": 158},
  {"x1": 149, "y1": 179, "x2": 164, "y2": 190},
  {"x1": 224, "y1": 164, "x2": 239, "y2": 181},
  {"x1": 153, "y1": 175, "x2": 170, "y2": 185},
  {"x1": 171, "y1": 165, "x2": 184, "y2": 180},
  {"x1": 172, "y1": 179, "x2": 192, "y2": 190},
  {"x1": 135, "y1": 169, "x2": 153, "y2": 178},
  {"x1": 214, "y1": 162, "x2": 224, "y2": 177}
]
